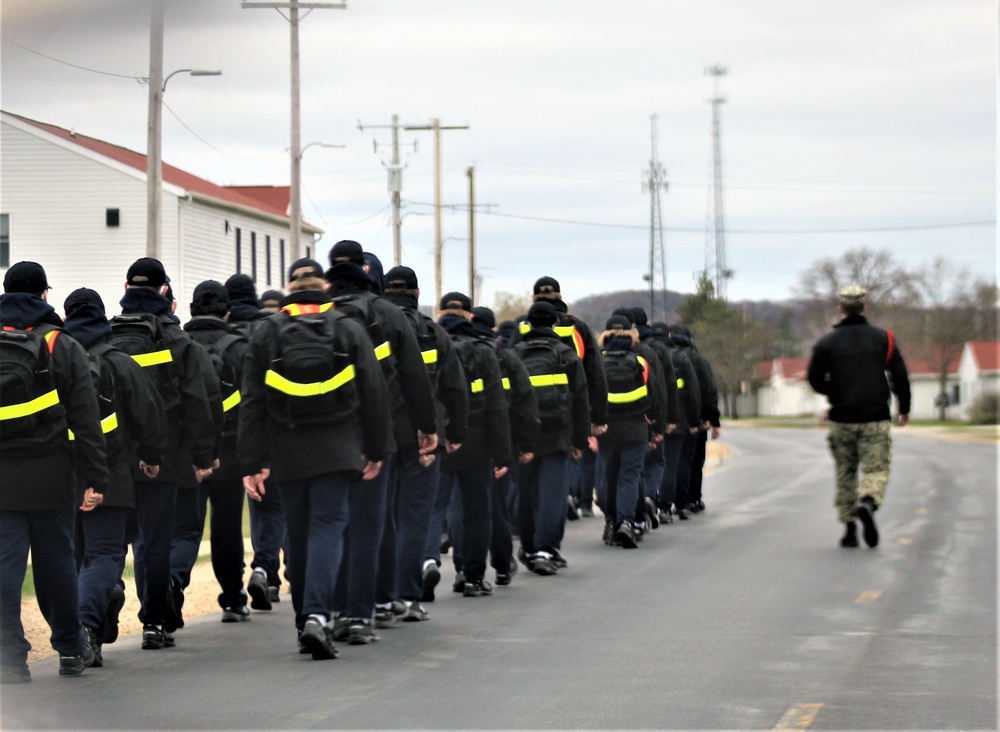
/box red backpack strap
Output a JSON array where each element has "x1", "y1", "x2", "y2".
[{"x1": 885, "y1": 330, "x2": 895, "y2": 366}]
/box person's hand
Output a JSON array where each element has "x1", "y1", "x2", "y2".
[
  {"x1": 242, "y1": 468, "x2": 270, "y2": 501},
  {"x1": 518, "y1": 451, "x2": 534, "y2": 464},
  {"x1": 418, "y1": 453, "x2": 436, "y2": 467},
  {"x1": 418, "y1": 431, "x2": 438, "y2": 454},
  {"x1": 710, "y1": 426, "x2": 721, "y2": 439},
  {"x1": 79, "y1": 487, "x2": 103, "y2": 512},
  {"x1": 194, "y1": 467, "x2": 214, "y2": 484},
  {"x1": 362, "y1": 460, "x2": 382, "y2": 480},
  {"x1": 666, "y1": 423, "x2": 676, "y2": 434},
  {"x1": 591, "y1": 424, "x2": 608, "y2": 436},
  {"x1": 494, "y1": 466, "x2": 508, "y2": 479},
  {"x1": 587, "y1": 436, "x2": 598, "y2": 452},
  {"x1": 445, "y1": 441, "x2": 461, "y2": 454},
  {"x1": 571, "y1": 448, "x2": 582, "y2": 460},
  {"x1": 139, "y1": 461, "x2": 159, "y2": 478},
  {"x1": 689, "y1": 427, "x2": 699, "y2": 434},
  {"x1": 898, "y1": 414, "x2": 909, "y2": 427}
]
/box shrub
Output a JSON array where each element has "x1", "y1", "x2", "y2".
[{"x1": 968, "y1": 392, "x2": 999, "y2": 425}]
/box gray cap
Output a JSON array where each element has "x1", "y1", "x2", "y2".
[{"x1": 839, "y1": 284, "x2": 867, "y2": 305}]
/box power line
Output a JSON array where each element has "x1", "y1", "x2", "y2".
[
  {"x1": 407, "y1": 203, "x2": 994, "y2": 234},
  {"x1": 161, "y1": 100, "x2": 283, "y2": 161},
  {"x1": 2, "y1": 37, "x2": 141, "y2": 80}
]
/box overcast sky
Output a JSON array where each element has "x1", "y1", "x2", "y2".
[{"x1": 2, "y1": 0, "x2": 996, "y2": 308}]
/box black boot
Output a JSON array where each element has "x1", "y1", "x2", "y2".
[
  {"x1": 840, "y1": 521, "x2": 859, "y2": 548},
  {"x1": 855, "y1": 496, "x2": 879, "y2": 547}
]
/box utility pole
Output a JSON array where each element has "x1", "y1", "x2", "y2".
[
  {"x1": 358, "y1": 115, "x2": 418, "y2": 266},
  {"x1": 242, "y1": 0, "x2": 346, "y2": 262},
  {"x1": 704, "y1": 64, "x2": 729, "y2": 300},
  {"x1": 467, "y1": 166, "x2": 475, "y2": 302},
  {"x1": 642, "y1": 114, "x2": 668, "y2": 322},
  {"x1": 404, "y1": 119, "x2": 469, "y2": 307},
  {"x1": 146, "y1": 0, "x2": 164, "y2": 260}
]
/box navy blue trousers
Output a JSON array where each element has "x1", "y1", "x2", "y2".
[{"x1": 76, "y1": 506, "x2": 128, "y2": 641}]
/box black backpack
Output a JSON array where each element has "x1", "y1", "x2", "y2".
[
  {"x1": 190, "y1": 330, "x2": 245, "y2": 444},
  {"x1": 266, "y1": 310, "x2": 359, "y2": 427},
  {"x1": 402, "y1": 307, "x2": 439, "y2": 381},
  {"x1": 331, "y1": 293, "x2": 405, "y2": 412},
  {"x1": 451, "y1": 337, "x2": 488, "y2": 419},
  {"x1": 602, "y1": 348, "x2": 650, "y2": 418},
  {"x1": 0, "y1": 326, "x2": 67, "y2": 452},
  {"x1": 518, "y1": 338, "x2": 570, "y2": 426},
  {"x1": 84, "y1": 342, "x2": 122, "y2": 461},
  {"x1": 109, "y1": 314, "x2": 181, "y2": 411}
]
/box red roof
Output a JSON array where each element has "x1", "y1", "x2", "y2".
[
  {"x1": 906, "y1": 344, "x2": 963, "y2": 376},
  {"x1": 969, "y1": 341, "x2": 1000, "y2": 372},
  {"x1": 6, "y1": 111, "x2": 302, "y2": 223},
  {"x1": 755, "y1": 358, "x2": 809, "y2": 382}
]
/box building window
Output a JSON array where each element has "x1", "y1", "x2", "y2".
[
  {"x1": 235, "y1": 228, "x2": 242, "y2": 273},
  {"x1": 0, "y1": 214, "x2": 9, "y2": 268},
  {"x1": 280, "y1": 239, "x2": 286, "y2": 287},
  {"x1": 952, "y1": 384, "x2": 961, "y2": 405},
  {"x1": 265, "y1": 235, "x2": 272, "y2": 286},
  {"x1": 251, "y1": 232, "x2": 258, "y2": 283},
  {"x1": 106, "y1": 208, "x2": 120, "y2": 227}
]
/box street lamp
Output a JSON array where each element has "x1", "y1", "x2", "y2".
[{"x1": 146, "y1": 67, "x2": 222, "y2": 259}]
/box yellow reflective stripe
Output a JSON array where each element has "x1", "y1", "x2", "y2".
[
  {"x1": 422, "y1": 349, "x2": 438, "y2": 365},
  {"x1": 265, "y1": 364, "x2": 356, "y2": 397},
  {"x1": 501, "y1": 377, "x2": 511, "y2": 390},
  {"x1": 0, "y1": 389, "x2": 59, "y2": 421},
  {"x1": 132, "y1": 349, "x2": 173, "y2": 367},
  {"x1": 69, "y1": 414, "x2": 119, "y2": 441},
  {"x1": 282, "y1": 302, "x2": 333, "y2": 317},
  {"x1": 553, "y1": 325, "x2": 576, "y2": 338},
  {"x1": 677, "y1": 378, "x2": 685, "y2": 389},
  {"x1": 470, "y1": 378, "x2": 484, "y2": 393},
  {"x1": 529, "y1": 374, "x2": 569, "y2": 387},
  {"x1": 518, "y1": 322, "x2": 530, "y2": 334},
  {"x1": 374, "y1": 341, "x2": 392, "y2": 361},
  {"x1": 608, "y1": 385, "x2": 648, "y2": 404},
  {"x1": 222, "y1": 390, "x2": 242, "y2": 412}
]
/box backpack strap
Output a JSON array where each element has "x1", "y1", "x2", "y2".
[{"x1": 885, "y1": 330, "x2": 895, "y2": 366}]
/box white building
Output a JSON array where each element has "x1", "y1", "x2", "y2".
[
  {"x1": 956, "y1": 341, "x2": 1000, "y2": 420},
  {"x1": 0, "y1": 110, "x2": 322, "y2": 321},
  {"x1": 753, "y1": 358, "x2": 827, "y2": 417}
]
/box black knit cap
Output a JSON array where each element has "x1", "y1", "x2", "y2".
[
  {"x1": 471, "y1": 306, "x2": 496, "y2": 329},
  {"x1": 527, "y1": 300, "x2": 558, "y2": 327},
  {"x1": 192, "y1": 279, "x2": 229, "y2": 305},
  {"x1": 668, "y1": 323, "x2": 691, "y2": 337},
  {"x1": 64, "y1": 287, "x2": 105, "y2": 315},
  {"x1": 612, "y1": 306, "x2": 634, "y2": 324},
  {"x1": 259, "y1": 289, "x2": 284, "y2": 307},
  {"x1": 225, "y1": 273, "x2": 258, "y2": 302},
  {"x1": 3, "y1": 261, "x2": 50, "y2": 294},
  {"x1": 651, "y1": 321, "x2": 670, "y2": 336},
  {"x1": 126, "y1": 257, "x2": 168, "y2": 289},
  {"x1": 329, "y1": 240, "x2": 365, "y2": 265},
  {"x1": 631, "y1": 306, "x2": 649, "y2": 326},
  {"x1": 533, "y1": 275, "x2": 561, "y2": 295},
  {"x1": 439, "y1": 291, "x2": 471, "y2": 312},
  {"x1": 288, "y1": 257, "x2": 324, "y2": 283},
  {"x1": 605, "y1": 313, "x2": 632, "y2": 331},
  {"x1": 384, "y1": 265, "x2": 419, "y2": 290}
]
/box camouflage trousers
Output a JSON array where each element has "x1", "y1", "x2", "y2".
[{"x1": 827, "y1": 421, "x2": 892, "y2": 524}]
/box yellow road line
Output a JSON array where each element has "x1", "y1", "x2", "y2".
[
  {"x1": 854, "y1": 590, "x2": 882, "y2": 603},
  {"x1": 774, "y1": 703, "x2": 824, "y2": 729},
  {"x1": 897, "y1": 537, "x2": 913, "y2": 545},
  {"x1": 915, "y1": 508, "x2": 929, "y2": 514}
]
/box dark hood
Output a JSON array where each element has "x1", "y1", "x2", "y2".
[
  {"x1": 62, "y1": 303, "x2": 112, "y2": 349},
  {"x1": 0, "y1": 293, "x2": 62, "y2": 331},
  {"x1": 228, "y1": 300, "x2": 264, "y2": 323},
  {"x1": 121, "y1": 287, "x2": 174, "y2": 319},
  {"x1": 636, "y1": 323, "x2": 654, "y2": 341},
  {"x1": 836, "y1": 313, "x2": 869, "y2": 328},
  {"x1": 604, "y1": 335, "x2": 634, "y2": 352},
  {"x1": 438, "y1": 313, "x2": 475, "y2": 337},
  {"x1": 471, "y1": 319, "x2": 495, "y2": 340},
  {"x1": 325, "y1": 262, "x2": 372, "y2": 297},
  {"x1": 363, "y1": 252, "x2": 385, "y2": 296},
  {"x1": 384, "y1": 292, "x2": 419, "y2": 310},
  {"x1": 669, "y1": 333, "x2": 693, "y2": 348}
]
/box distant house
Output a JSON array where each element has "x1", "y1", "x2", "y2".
[
  {"x1": 902, "y1": 353, "x2": 961, "y2": 421},
  {"x1": 752, "y1": 358, "x2": 827, "y2": 417},
  {"x1": 0, "y1": 110, "x2": 322, "y2": 320},
  {"x1": 956, "y1": 341, "x2": 1000, "y2": 420}
]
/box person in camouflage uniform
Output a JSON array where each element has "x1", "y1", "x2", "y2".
[{"x1": 807, "y1": 285, "x2": 911, "y2": 548}]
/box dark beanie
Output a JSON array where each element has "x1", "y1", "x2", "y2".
[
  {"x1": 385, "y1": 265, "x2": 419, "y2": 290},
  {"x1": 259, "y1": 289, "x2": 284, "y2": 307},
  {"x1": 471, "y1": 306, "x2": 496, "y2": 329},
  {"x1": 612, "y1": 306, "x2": 635, "y2": 324},
  {"x1": 631, "y1": 307, "x2": 649, "y2": 326},
  {"x1": 668, "y1": 323, "x2": 691, "y2": 337},
  {"x1": 126, "y1": 257, "x2": 168, "y2": 289},
  {"x1": 605, "y1": 313, "x2": 632, "y2": 331},
  {"x1": 439, "y1": 291, "x2": 472, "y2": 312},
  {"x1": 289, "y1": 258, "x2": 324, "y2": 283},
  {"x1": 652, "y1": 321, "x2": 670, "y2": 337},
  {"x1": 64, "y1": 287, "x2": 106, "y2": 315},
  {"x1": 192, "y1": 280, "x2": 229, "y2": 306},
  {"x1": 527, "y1": 300, "x2": 558, "y2": 328},
  {"x1": 225, "y1": 273, "x2": 258, "y2": 303},
  {"x1": 4, "y1": 261, "x2": 50, "y2": 294},
  {"x1": 329, "y1": 240, "x2": 365, "y2": 265},
  {"x1": 533, "y1": 276, "x2": 561, "y2": 295}
]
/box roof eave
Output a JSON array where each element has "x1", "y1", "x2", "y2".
[{"x1": 184, "y1": 191, "x2": 323, "y2": 235}]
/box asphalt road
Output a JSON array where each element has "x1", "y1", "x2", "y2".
[{"x1": 2, "y1": 426, "x2": 996, "y2": 730}]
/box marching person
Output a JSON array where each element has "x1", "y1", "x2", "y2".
[
  {"x1": 239, "y1": 257, "x2": 389, "y2": 659},
  {"x1": 807, "y1": 285, "x2": 911, "y2": 548},
  {"x1": 0, "y1": 262, "x2": 107, "y2": 682}
]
